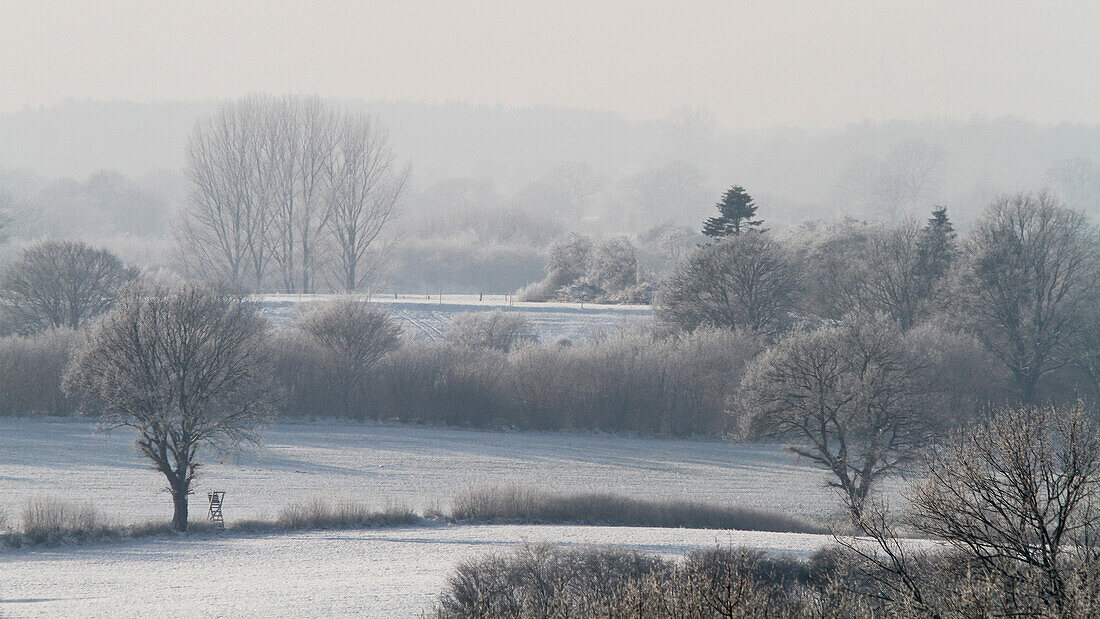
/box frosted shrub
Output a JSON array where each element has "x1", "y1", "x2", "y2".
[
  {"x1": 0, "y1": 328, "x2": 81, "y2": 415},
  {"x1": 21, "y1": 496, "x2": 106, "y2": 539},
  {"x1": 445, "y1": 311, "x2": 538, "y2": 352},
  {"x1": 276, "y1": 498, "x2": 416, "y2": 530}
]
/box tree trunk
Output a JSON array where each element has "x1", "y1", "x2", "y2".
[
  {"x1": 1017, "y1": 371, "x2": 1039, "y2": 405},
  {"x1": 171, "y1": 484, "x2": 189, "y2": 532}
]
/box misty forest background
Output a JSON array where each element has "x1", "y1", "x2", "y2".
[{"x1": 2, "y1": 100, "x2": 1098, "y2": 293}]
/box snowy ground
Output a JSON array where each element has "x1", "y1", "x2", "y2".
[
  {"x1": 0, "y1": 524, "x2": 854, "y2": 618},
  {"x1": 255, "y1": 293, "x2": 652, "y2": 343},
  {"x1": 0, "y1": 417, "x2": 904, "y2": 526},
  {"x1": 0, "y1": 417, "x2": 915, "y2": 616}
]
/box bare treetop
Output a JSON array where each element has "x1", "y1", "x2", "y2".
[
  {"x1": 177, "y1": 95, "x2": 406, "y2": 293},
  {"x1": 0, "y1": 240, "x2": 138, "y2": 335}
]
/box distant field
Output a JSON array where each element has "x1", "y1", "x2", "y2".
[{"x1": 255, "y1": 293, "x2": 652, "y2": 343}]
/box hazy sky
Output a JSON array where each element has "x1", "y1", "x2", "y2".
[{"x1": 3, "y1": 0, "x2": 1097, "y2": 129}]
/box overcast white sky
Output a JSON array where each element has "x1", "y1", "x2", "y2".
[{"x1": 2, "y1": 0, "x2": 1097, "y2": 129}]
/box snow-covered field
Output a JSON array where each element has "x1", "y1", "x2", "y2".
[
  {"x1": 255, "y1": 293, "x2": 652, "y2": 343},
  {"x1": 0, "y1": 524, "x2": 847, "y2": 618},
  {"x1": 0, "y1": 417, "x2": 900, "y2": 525},
  {"x1": 0, "y1": 417, "x2": 912, "y2": 617}
]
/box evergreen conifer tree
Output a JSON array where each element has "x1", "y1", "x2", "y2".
[
  {"x1": 702, "y1": 185, "x2": 763, "y2": 239},
  {"x1": 916, "y1": 205, "x2": 958, "y2": 281}
]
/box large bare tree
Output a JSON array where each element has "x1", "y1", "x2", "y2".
[
  {"x1": 328, "y1": 115, "x2": 407, "y2": 292},
  {"x1": 740, "y1": 314, "x2": 936, "y2": 522},
  {"x1": 263, "y1": 96, "x2": 339, "y2": 293},
  {"x1": 0, "y1": 240, "x2": 138, "y2": 334},
  {"x1": 961, "y1": 191, "x2": 1100, "y2": 403},
  {"x1": 910, "y1": 401, "x2": 1100, "y2": 613},
  {"x1": 178, "y1": 97, "x2": 271, "y2": 289},
  {"x1": 860, "y1": 214, "x2": 955, "y2": 330},
  {"x1": 63, "y1": 285, "x2": 273, "y2": 531},
  {"x1": 178, "y1": 96, "x2": 403, "y2": 293}
]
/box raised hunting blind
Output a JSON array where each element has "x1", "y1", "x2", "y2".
[{"x1": 207, "y1": 491, "x2": 225, "y2": 528}]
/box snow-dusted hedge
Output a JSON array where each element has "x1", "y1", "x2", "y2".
[
  {"x1": 270, "y1": 324, "x2": 759, "y2": 435},
  {"x1": 0, "y1": 328, "x2": 82, "y2": 416},
  {"x1": 366, "y1": 326, "x2": 759, "y2": 435}
]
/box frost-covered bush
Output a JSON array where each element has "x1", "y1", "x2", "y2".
[
  {"x1": 517, "y1": 234, "x2": 645, "y2": 304},
  {"x1": 434, "y1": 545, "x2": 829, "y2": 618},
  {"x1": 602, "y1": 281, "x2": 656, "y2": 305},
  {"x1": 369, "y1": 341, "x2": 507, "y2": 427},
  {"x1": 0, "y1": 327, "x2": 81, "y2": 416},
  {"x1": 444, "y1": 311, "x2": 538, "y2": 352},
  {"x1": 450, "y1": 484, "x2": 823, "y2": 533},
  {"x1": 553, "y1": 280, "x2": 603, "y2": 303},
  {"x1": 587, "y1": 236, "x2": 638, "y2": 293},
  {"x1": 276, "y1": 498, "x2": 416, "y2": 530},
  {"x1": 546, "y1": 232, "x2": 593, "y2": 285},
  {"x1": 436, "y1": 536, "x2": 1100, "y2": 618},
  {"x1": 20, "y1": 496, "x2": 107, "y2": 541}
]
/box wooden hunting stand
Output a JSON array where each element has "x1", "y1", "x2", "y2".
[{"x1": 208, "y1": 491, "x2": 225, "y2": 528}]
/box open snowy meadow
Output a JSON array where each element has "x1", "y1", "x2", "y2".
[
  {"x1": 256, "y1": 293, "x2": 653, "y2": 343},
  {"x1": 0, "y1": 416, "x2": 909, "y2": 616},
  {"x1": 2, "y1": 525, "x2": 850, "y2": 617},
  {"x1": 0, "y1": 416, "x2": 894, "y2": 524}
]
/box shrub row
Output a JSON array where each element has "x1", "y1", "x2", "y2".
[
  {"x1": 450, "y1": 485, "x2": 825, "y2": 534},
  {"x1": 435, "y1": 543, "x2": 1100, "y2": 618},
  {"x1": 0, "y1": 328, "x2": 81, "y2": 416},
  {"x1": 435, "y1": 545, "x2": 830, "y2": 618},
  {"x1": 276, "y1": 326, "x2": 761, "y2": 436}
]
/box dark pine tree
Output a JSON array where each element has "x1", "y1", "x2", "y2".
[
  {"x1": 702, "y1": 185, "x2": 763, "y2": 239},
  {"x1": 916, "y1": 205, "x2": 958, "y2": 281}
]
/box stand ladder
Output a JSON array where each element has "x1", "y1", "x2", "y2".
[{"x1": 208, "y1": 491, "x2": 226, "y2": 529}]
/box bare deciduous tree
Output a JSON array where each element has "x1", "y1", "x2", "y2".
[
  {"x1": 264, "y1": 96, "x2": 339, "y2": 293},
  {"x1": 587, "y1": 237, "x2": 638, "y2": 293},
  {"x1": 547, "y1": 233, "x2": 594, "y2": 285},
  {"x1": 178, "y1": 97, "x2": 270, "y2": 288},
  {"x1": 1072, "y1": 304, "x2": 1100, "y2": 401},
  {"x1": 0, "y1": 240, "x2": 138, "y2": 334},
  {"x1": 962, "y1": 191, "x2": 1100, "y2": 403},
  {"x1": 62, "y1": 285, "x2": 273, "y2": 531},
  {"x1": 655, "y1": 232, "x2": 798, "y2": 335},
  {"x1": 910, "y1": 401, "x2": 1100, "y2": 613},
  {"x1": 842, "y1": 139, "x2": 944, "y2": 222},
  {"x1": 740, "y1": 314, "x2": 935, "y2": 522},
  {"x1": 786, "y1": 218, "x2": 875, "y2": 322},
  {"x1": 859, "y1": 222, "x2": 926, "y2": 329},
  {"x1": 177, "y1": 96, "x2": 403, "y2": 293},
  {"x1": 328, "y1": 115, "x2": 407, "y2": 292},
  {"x1": 861, "y1": 218, "x2": 957, "y2": 330}
]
